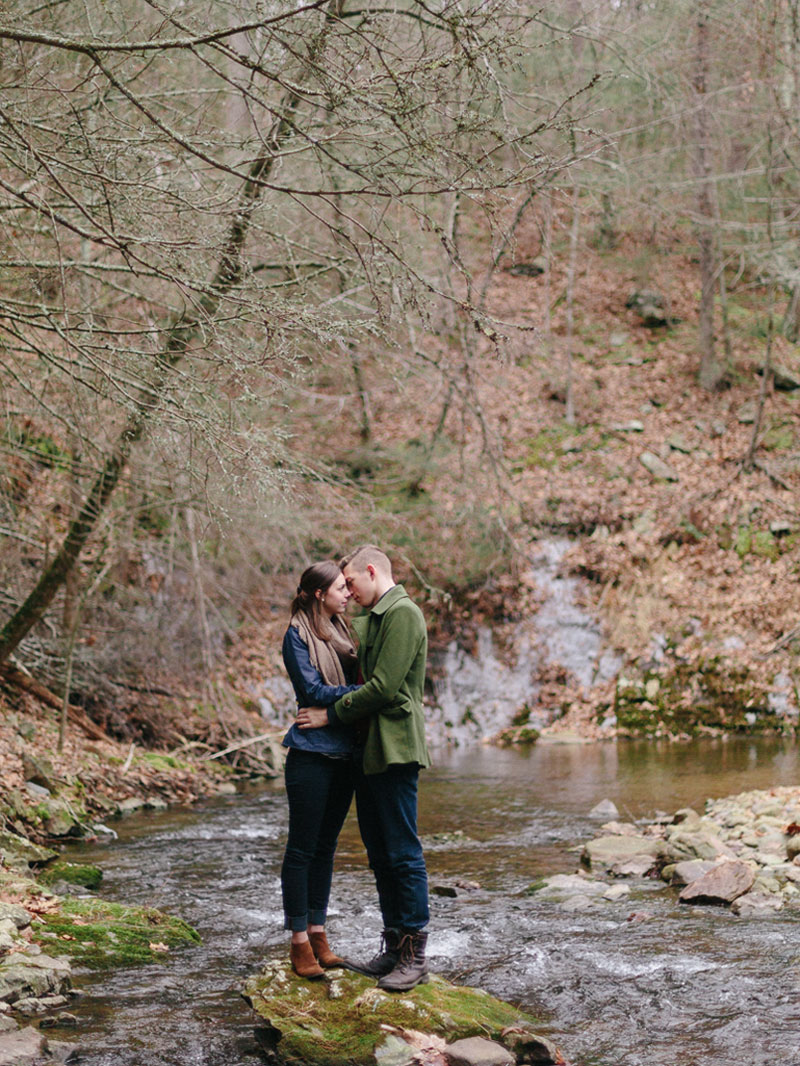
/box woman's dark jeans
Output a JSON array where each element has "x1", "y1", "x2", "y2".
[{"x1": 281, "y1": 748, "x2": 354, "y2": 932}]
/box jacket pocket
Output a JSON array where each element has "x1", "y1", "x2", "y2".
[{"x1": 379, "y1": 696, "x2": 411, "y2": 719}]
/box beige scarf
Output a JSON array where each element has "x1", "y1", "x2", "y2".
[{"x1": 290, "y1": 610, "x2": 357, "y2": 686}]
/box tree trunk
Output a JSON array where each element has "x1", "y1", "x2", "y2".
[
  {"x1": 59, "y1": 441, "x2": 82, "y2": 753},
  {"x1": 564, "y1": 182, "x2": 581, "y2": 425},
  {"x1": 693, "y1": 0, "x2": 725, "y2": 391}
]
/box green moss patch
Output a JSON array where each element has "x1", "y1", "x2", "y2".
[
  {"x1": 611, "y1": 657, "x2": 783, "y2": 736},
  {"x1": 243, "y1": 963, "x2": 541, "y2": 1066},
  {"x1": 39, "y1": 861, "x2": 103, "y2": 890},
  {"x1": 32, "y1": 897, "x2": 200, "y2": 968}
]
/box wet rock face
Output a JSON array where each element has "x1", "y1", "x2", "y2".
[{"x1": 242, "y1": 963, "x2": 566, "y2": 1066}]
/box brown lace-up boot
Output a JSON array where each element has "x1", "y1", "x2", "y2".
[
  {"x1": 377, "y1": 930, "x2": 429, "y2": 991},
  {"x1": 308, "y1": 930, "x2": 344, "y2": 968},
  {"x1": 290, "y1": 938, "x2": 324, "y2": 979},
  {"x1": 346, "y1": 928, "x2": 401, "y2": 977}
]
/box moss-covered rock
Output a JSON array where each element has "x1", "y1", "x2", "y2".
[
  {"x1": 0, "y1": 829, "x2": 57, "y2": 871},
  {"x1": 31, "y1": 897, "x2": 200, "y2": 968},
  {"x1": 39, "y1": 861, "x2": 103, "y2": 891},
  {"x1": 610, "y1": 657, "x2": 785, "y2": 737},
  {"x1": 243, "y1": 962, "x2": 545, "y2": 1066}
]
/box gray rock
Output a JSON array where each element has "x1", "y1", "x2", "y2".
[
  {"x1": 445, "y1": 1037, "x2": 515, "y2": 1066},
  {"x1": 589, "y1": 799, "x2": 619, "y2": 820},
  {"x1": 670, "y1": 860, "x2": 715, "y2": 886},
  {"x1": 38, "y1": 1015, "x2": 77, "y2": 1031},
  {"x1": 533, "y1": 874, "x2": 610, "y2": 900},
  {"x1": 0, "y1": 907, "x2": 31, "y2": 932},
  {"x1": 559, "y1": 894, "x2": 597, "y2": 912},
  {"x1": 373, "y1": 1034, "x2": 418, "y2": 1066},
  {"x1": 770, "y1": 520, "x2": 793, "y2": 536},
  {"x1": 731, "y1": 891, "x2": 784, "y2": 917},
  {"x1": 674, "y1": 810, "x2": 704, "y2": 826},
  {"x1": 0, "y1": 1020, "x2": 15, "y2": 1035},
  {"x1": 23, "y1": 783, "x2": 50, "y2": 800},
  {"x1": 21, "y1": 752, "x2": 58, "y2": 791},
  {"x1": 44, "y1": 1040, "x2": 80, "y2": 1065},
  {"x1": 765, "y1": 362, "x2": 800, "y2": 391},
  {"x1": 611, "y1": 856, "x2": 655, "y2": 877},
  {"x1": 603, "y1": 884, "x2": 631, "y2": 901},
  {"x1": 582, "y1": 834, "x2": 663, "y2": 869},
  {"x1": 625, "y1": 290, "x2": 672, "y2": 327},
  {"x1": 666, "y1": 826, "x2": 737, "y2": 862},
  {"x1": 0, "y1": 832, "x2": 57, "y2": 871},
  {"x1": 0, "y1": 954, "x2": 71, "y2": 1004},
  {"x1": 612, "y1": 420, "x2": 644, "y2": 433},
  {"x1": 679, "y1": 860, "x2": 755, "y2": 906},
  {"x1": 666, "y1": 433, "x2": 692, "y2": 454},
  {"x1": 117, "y1": 798, "x2": 146, "y2": 814},
  {"x1": 42, "y1": 801, "x2": 80, "y2": 839},
  {"x1": 0, "y1": 1026, "x2": 48, "y2": 1066},
  {"x1": 498, "y1": 1026, "x2": 563, "y2": 1065},
  {"x1": 639, "y1": 451, "x2": 679, "y2": 482},
  {"x1": 13, "y1": 995, "x2": 69, "y2": 1016},
  {"x1": 737, "y1": 402, "x2": 756, "y2": 424}
]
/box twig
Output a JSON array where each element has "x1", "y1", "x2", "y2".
[
  {"x1": 764, "y1": 624, "x2": 800, "y2": 656},
  {"x1": 204, "y1": 730, "x2": 282, "y2": 760},
  {"x1": 121, "y1": 743, "x2": 136, "y2": 772},
  {"x1": 753, "y1": 458, "x2": 792, "y2": 491}
]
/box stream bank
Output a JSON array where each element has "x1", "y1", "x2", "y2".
[{"x1": 0, "y1": 737, "x2": 797, "y2": 1066}]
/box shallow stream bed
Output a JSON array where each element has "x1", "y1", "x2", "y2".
[{"x1": 59, "y1": 736, "x2": 800, "y2": 1066}]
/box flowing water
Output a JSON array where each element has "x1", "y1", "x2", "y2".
[{"x1": 58, "y1": 736, "x2": 800, "y2": 1066}]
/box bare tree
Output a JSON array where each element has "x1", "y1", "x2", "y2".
[{"x1": 0, "y1": 0, "x2": 575, "y2": 685}]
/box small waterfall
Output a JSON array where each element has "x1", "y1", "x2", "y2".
[{"x1": 428, "y1": 539, "x2": 621, "y2": 747}]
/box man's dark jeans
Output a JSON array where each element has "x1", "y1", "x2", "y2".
[
  {"x1": 281, "y1": 748, "x2": 354, "y2": 932},
  {"x1": 354, "y1": 759, "x2": 429, "y2": 931}
]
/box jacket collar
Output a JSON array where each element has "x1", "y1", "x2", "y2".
[{"x1": 369, "y1": 583, "x2": 407, "y2": 616}]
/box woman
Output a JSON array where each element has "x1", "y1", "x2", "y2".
[{"x1": 280, "y1": 560, "x2": 360, "y2": 978}]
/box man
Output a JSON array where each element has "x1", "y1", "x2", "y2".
[{"x1": 297, "y1": 544, "x2": 430, "y2": 991}]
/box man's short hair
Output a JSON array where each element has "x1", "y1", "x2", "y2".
[{"x1": 340, "y1": 544, "x2": 393, "y2": 577}]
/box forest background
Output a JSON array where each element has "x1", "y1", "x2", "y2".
[{"x1": 2, "y1": 0, "x2": 800, "y2": 807}]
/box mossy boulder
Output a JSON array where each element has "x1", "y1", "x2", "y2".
[
  {"x1": 0, "y1": 829, "x2": 57, "y2": 871},
  {"x1": 242, "y1": 962, "x2": 547, "y2": 1066},
  {"x1": 611, "y1": 657, "x2": 784, "y2": 737},
  {"x1": 39, "y1": 861, "x2": 103, "y2": 891},
  {"x1": 31, "y1": 898, "x2": 200, "y2": 968}
]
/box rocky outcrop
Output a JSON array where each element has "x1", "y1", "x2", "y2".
[
  {"x1": 243, "y1": 962, "x2": 568, "y2": 1066},
  {"x1": 578, "y1": 786, "x2": 800, "y2": 915}
]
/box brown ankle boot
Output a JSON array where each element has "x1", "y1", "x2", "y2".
[
  {"x1": 308, "y1": 930, "x2": 343, "y2": 968},
  {"x1": 290, "y1": 939, "x2": 324, "y2": 979}
]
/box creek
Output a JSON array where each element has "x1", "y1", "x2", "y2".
[{"x1": 59, "y1": 735, "x2": 800, "y2": 1066}]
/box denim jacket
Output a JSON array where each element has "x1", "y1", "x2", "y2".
[{"x1": 281, "y1": 625, "x2": 359, "y2": 757}]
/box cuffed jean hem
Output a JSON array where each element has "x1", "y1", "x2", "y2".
[{"x1": 284, "y1": 908, "x2": 328, "y2": 932}]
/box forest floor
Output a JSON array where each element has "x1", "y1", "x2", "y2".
[
  {"x1": 221, "y1": 221, "x2": 800, "y2": 746},
  {"x1": 3, "y1": 219, "x2": 800, "y2": 836}
]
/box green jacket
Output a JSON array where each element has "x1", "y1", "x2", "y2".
[{"x1": 331, "y1": 584, "x2": 430, "y2": 775}]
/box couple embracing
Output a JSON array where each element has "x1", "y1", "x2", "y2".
[{"x1": 279, "y1": 544, "x2": 430, "y2": 993}]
